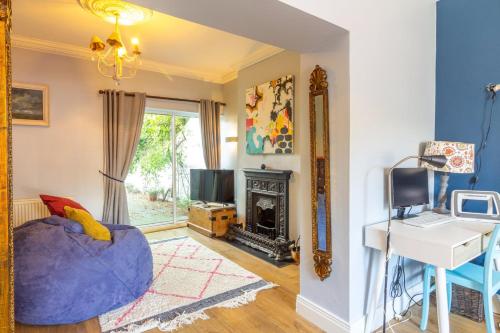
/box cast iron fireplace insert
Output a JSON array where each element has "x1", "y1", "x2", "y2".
[{"x1": 227, "y1": 168, "x2": 293, "y2": 261}]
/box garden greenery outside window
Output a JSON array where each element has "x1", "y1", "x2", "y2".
[{"x1": 126, "y1": 107, "x2": 205, "y2": 226}]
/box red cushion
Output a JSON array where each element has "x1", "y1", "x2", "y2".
[{"x1": 39, "y1": 195, "x2": 88, "y2": 217}]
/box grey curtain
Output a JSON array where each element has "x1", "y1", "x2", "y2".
[
  {"x1": 199, "y1": 100, "x2": 221, "y2": 169},
  {"x1": 102, "y1": 90, "x2": 146, "y2": 225}
]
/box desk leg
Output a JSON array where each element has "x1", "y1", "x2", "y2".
[
  {"x1": 435, "y1": 267, "x2": 450, "y2": 333},
  {"x1": 365, "y1": 250, "x2": 388, "y2": 333}
]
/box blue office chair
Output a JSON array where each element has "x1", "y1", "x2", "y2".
[{"x1": 420, "y1": 224, "x2": 500, "y2": 332}]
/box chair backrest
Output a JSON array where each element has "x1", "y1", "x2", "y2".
[
  {"x1": 451, "y1": 190, "x2": 500, "y2": 221},
  {"x1": 484, "y1": 224, "x2": 500, "y2": 291}
]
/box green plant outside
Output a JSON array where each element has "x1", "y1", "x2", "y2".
[{"x1": 130, "y1": 113, "x2": 190, "y2": 201}]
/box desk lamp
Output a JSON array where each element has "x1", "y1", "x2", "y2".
[
  {"x1": 382, "y1": 154, "x2": 447, "y2": 333},
  {"x1": 421, "y1": 141, "x2": 474, "y2": 214}
]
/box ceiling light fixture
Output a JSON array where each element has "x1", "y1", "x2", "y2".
[{"x1": 78, "y1": 0, "x2": 153, "y2": 84}]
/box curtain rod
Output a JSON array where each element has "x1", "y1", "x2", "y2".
[{"x1": 98, "y1": 90, "x2": 226, "y2": 106}]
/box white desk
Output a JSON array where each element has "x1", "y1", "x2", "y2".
[{"x1": 364, "y1": 216, "x2": 494, "y2": 333}]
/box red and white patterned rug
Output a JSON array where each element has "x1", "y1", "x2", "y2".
[{"x1": 99, "y1": 236, "x2": 276, "y2": 333}]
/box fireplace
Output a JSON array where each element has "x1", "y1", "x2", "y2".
[
  {"x1": 255, "y1": 195, "x2": 277, "y2": 239},
  {"x1": 228, "y1": 168, "x2": 293, "y2": 261}
]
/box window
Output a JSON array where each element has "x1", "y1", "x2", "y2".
[{"x1": 126, "y1": 108, "x2": 205, "y2": 226}]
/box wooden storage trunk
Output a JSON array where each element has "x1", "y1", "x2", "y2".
[{"x1": 188, "y1": 204, "x2": 237, "y2": 237}]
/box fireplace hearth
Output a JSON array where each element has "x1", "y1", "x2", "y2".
[{"x1": 227, "y1": 168, "x2": 293, "y2": 261}]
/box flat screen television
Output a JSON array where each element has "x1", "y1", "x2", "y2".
[{"x1": 190, "y1": 169, "x2": 235, "y2": 204}]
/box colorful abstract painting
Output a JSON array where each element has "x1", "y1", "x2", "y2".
[{"x1": 245, "y1": 75, "x2": 294, "y2": 154}]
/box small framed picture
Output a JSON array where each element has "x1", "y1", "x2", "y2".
[{"x1": 12, "y1": 82, "x2": 49, "y2": 126}]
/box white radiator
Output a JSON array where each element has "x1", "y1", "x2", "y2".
[{"x1": 13, "y1": 198, "x2": 51, "y2": 228}]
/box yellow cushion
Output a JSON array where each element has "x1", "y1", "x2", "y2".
[{"x1": 64, "y1": 206, "x2": 111, "y2": 241}]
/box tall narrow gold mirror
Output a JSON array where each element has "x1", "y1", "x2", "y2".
[{"x1": 309, "y1": 65, "x2": 332, "y2": 281}]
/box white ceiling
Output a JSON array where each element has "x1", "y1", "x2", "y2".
[
  {"x1": 131, "y1": 0, "x2": 347, "y2": 53},
  {"x1": 11, "y1": 0, "x2": 283, "y2": 83}
]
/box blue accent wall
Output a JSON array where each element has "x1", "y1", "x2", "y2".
[{"x1": 437, "y1": 0, "x2": 500, "y2": 205}]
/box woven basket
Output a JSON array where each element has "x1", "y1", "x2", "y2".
[
  {"x1": 432, "y1": 284, "x2": 484, "y2": 322},
  {"x1": 451, "y1": 284, "x2": 484, "y2": 322}
]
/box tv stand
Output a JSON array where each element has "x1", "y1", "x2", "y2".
[
  {"x1": 199, "y1": 202, "x2": 229, "y2": 209},
  {"x1": 188, "y1": 203, "x2": 237, "y2": 237}
]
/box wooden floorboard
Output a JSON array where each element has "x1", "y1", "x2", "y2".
[
  {"x1": 387, "y1": 301, "x2": 497, "y2": 333},
  {"x1": 15, "y1": 227, "x2": 497, "y2": 332}
]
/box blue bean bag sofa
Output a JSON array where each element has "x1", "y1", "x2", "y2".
[{"x1": 14, "y1": 215, "x2": 153, "y2": 325}]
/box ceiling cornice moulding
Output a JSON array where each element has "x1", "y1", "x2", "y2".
[
  {"x1": 12, "y1": 35, "x2": 283, "y2": 84},
  {"x1": 223, "y1": 46, "x2": 285, "y2": 83},
  {"x1": 12, "y1": 35, "x2": 224, "y2": 83},
  {"x1": 13, "y1": 35, "x2": 93, "y2": 61}
]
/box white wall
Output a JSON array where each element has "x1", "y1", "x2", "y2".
[
  {"x1": 220, "y1": 82, "x2": 238, "y2": 170},
  {"x1": 12, "y1": 48, "x2": 224, "y2": 220},
  {"x1": 297, "y1": 40, "x2": 351, "y2": 323},
  {"x1": 278, "y1": 0, "x2": 437, "y2": 327},
  {"x1": 222, "y1": 50, "x2": 301, "y2": 239}
]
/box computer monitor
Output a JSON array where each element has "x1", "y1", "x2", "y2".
[{"x1": 392, "y1": 168, "x2": 429, "y2": 217}]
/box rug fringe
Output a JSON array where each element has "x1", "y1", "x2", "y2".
[
  {"x1": 217, "y1": 282, "x2": 278, "y2": 309},
  {"x1": 106, "y1": 311, "x2": 210, "y2": 333},
  {"x1": 157, "y1": 311, "x2": 210, "y2": 332},
  {"x1": 112, "y1": 283, "x2": 278, "y2": 333},
  {"x1": 155, "y1": 283, "x2": 278, "y2": 332}
]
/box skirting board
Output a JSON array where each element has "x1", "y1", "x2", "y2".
[
  {"x1": 296, "y1": 295, "x2": 351, "y2": 333},
  {"x1": 296, "y1": 282, "x2": 423, "y2": 333}
]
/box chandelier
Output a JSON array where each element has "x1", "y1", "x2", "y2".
[{"x1": 78, "y1": 0, "x2": 153, "y2": 84}]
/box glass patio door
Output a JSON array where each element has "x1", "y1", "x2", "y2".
[
  {"x1": 174, "y1": 112, "x2": 205, "y2": 221},
  {"x1": 126, "y1": 108, "x2": 204, "y2": 226}
]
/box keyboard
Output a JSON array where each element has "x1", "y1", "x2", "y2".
[{"x1": 401, "y1": 212, "x2": 455, "y2": 228}]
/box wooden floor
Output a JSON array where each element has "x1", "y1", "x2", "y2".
[
  {"x1": 386, "y1": 302, "x2": 497, "y2": 333},
  {"x1": 15, "y1": 227, "x2": 497, "y2": 333}
]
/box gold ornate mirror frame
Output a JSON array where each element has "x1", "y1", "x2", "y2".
[
  {"x1": 309, "y1": 65, "x2": 332, "y2": 281},
  {"x1": 0, "y1": 0, "x2": 13, "y2": 331}
]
